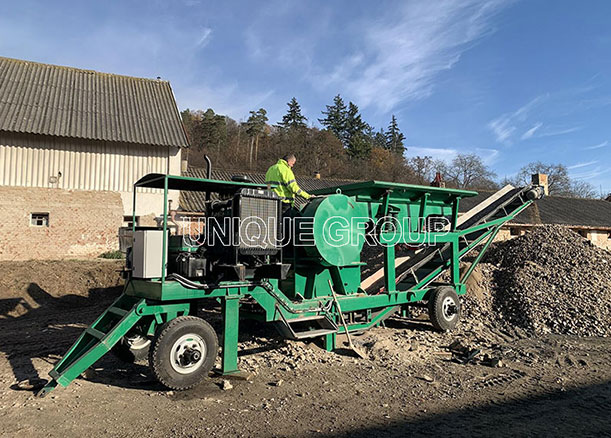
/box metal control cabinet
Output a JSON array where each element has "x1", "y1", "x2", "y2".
[{"x1": 132, "y1": 230, "x2": 166, "y2": 278}]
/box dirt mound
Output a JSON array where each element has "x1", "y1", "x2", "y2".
[
  {"x1": 0, "y1": 259, "x2": 123, "y2": 317},
  {"x1": 483, "y1": 225, "x2": 611, "y2": 337}
]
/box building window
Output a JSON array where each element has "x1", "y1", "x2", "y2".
[{"x1": 31, "y1": 213, "x2": 49, "y2": 227}]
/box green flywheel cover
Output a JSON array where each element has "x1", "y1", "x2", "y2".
[{"x1": 300, "y1": 193, "x2": 367, "y2": 266}]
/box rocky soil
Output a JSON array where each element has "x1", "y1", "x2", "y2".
[
  {"x1": 0, "y1": 226, "x2": 610, "y2": 437},
  {"x1": 469, "y1": 225, "x2": 611, "y2": 337}
]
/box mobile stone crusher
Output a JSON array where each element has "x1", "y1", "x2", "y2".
[{"x1": 39, "y1": 167, "x2": 545, "y2": 396}]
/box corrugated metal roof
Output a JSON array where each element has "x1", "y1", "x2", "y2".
[
  {"x1": 180, "y1": 167, "x2": 357, "y2": 212},
  {"x1": 181, "y1": 171, "x2": 611, "y2": 229},
  {"x1": 460, "y1": 190, "x2": 611, "y2": 228},
  {"x1": 0, "y1": 56, "x2": 188, "y2": 147}
]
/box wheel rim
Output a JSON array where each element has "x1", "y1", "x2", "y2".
[
  {"x1": 169, "y1": 334, "x2": 206, "y2": 375},
  {"x1": 441, "y1": 296, "x2": 458, "y2": 321},
  {"x1": 126, "y1": 334, "x2": 150, "y2": 350}
]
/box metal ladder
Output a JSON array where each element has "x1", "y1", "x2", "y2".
[{"x1": 38, "y1": 294, "x2": 145, "y2": 397}]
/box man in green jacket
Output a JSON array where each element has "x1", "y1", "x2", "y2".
[{"x1": 265, "y1": 154, "x2": 314, "y2": 211}]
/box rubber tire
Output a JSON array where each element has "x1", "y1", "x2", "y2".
[
  {"x1": 149, "y1": 316, "x2": 218, "y2": 390},
  {"x1": 428, "y1": 286, "x2": 461, "y2": 332},
  {"x1": 112, "y1": 334, "x2": 151, "y2": 363}
]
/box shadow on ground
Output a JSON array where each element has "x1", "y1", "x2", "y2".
[
  {"x1": 0, "y1": 283, "x2": 122, "y2": 387},
  {"x1": 323, "y1": 381, "x2": 611, "y2": 437}
]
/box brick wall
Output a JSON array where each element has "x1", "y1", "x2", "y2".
[{"x1": 0, "y1": 186, "x2": 123, "y2": 260}]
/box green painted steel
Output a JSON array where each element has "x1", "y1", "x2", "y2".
[
  {"x1": 311, "y1": 180, "x2": 477, "y2": 200},
  {"x1": 222, "y1": 296, "x2": 240, "y2": 374},
  {"x1": 300, "y1": 194, "x2": 368, "y2": 266},
  {"x1": 40, "y1": 174, "x2": 542, "y2": 396},
  {"x1": 38, "y1": 292, "x2": 191, "y2": 396}
]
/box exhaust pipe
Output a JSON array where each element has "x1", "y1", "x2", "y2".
[{"x1": 204, "y1": 155, "x2": 212, "y2": 179}]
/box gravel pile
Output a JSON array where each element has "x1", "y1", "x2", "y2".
[
  {"x1": 236, "y1": 338, "x2": 346, "y2": 374},
  {"x1": 484, "y1": 225, "x2": 611, "y2": 337}
]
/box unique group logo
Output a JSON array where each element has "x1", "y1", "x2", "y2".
[{"x1": 173, "y1": 215, "x2": 451, "y2": 249}]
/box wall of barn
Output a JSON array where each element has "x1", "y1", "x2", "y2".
[
  {"x1": 0, "y1": 131, "x2": 181, "y2": 217},
  {"x1": 495, "y1": 225, "x2": 611, "y2": 251},
  {"x1": 589, "y1": 230, "x2": 611, "y2": 251},
  {"x1": 0, "y1": 186, "x2": 123, "y2": 260}
]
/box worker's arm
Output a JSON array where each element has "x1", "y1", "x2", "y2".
[{"x1": 284, "y1": 168, "x2": 311, "y2": 199}]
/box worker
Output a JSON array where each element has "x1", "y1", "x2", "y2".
[{"x1": 265, "y1": 154, "x2": 315, "y2": 213}]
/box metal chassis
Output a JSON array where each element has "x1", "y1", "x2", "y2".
[{"x1": 39, "y1": 175, "x2": 535, "y2": 396}]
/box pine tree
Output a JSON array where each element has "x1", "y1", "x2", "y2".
[
  {"x1": 385, "y1": 115, "x2": 406, "y2": 155},
  {"x1": 345, "y1": 102, "x2": 372, "y2": 159},
  {"x1": 278, "y1": 97, "x2": 307, "y2": 130},
  {"x1": 373, "y1": 128, "x2": 386, "y2": 149},
  {"x1": 318, "y1": 94, "x2": 347, "y2": 142}
]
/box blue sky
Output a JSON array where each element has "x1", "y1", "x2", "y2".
[{"x1": 1, "y1": 0, "x2": 610, "y2": 194}]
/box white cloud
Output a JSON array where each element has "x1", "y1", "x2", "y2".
[
  {"x1": 475, "y1": 147, "x2": 500, "y2": 165},
  {"x1": 584, "y1": 140, "x2": 608, "y2": 150},
  {"x1": 538, "y1": 126, "x2": 581, "y2": 137},
  {"x1": 314, "y1": 0, "x2": 512, "y2": 112},
  {"x1": 568, "y1": 160, "x2": 599, "y2": 170},
  {"x1": 406, "y1": 146, "x2": 499, "y2": 165},
  {"x1": 405, "y1": 146, "x2": 458, "y2": 162},
  {"x1": 176, "y1": 83, "x2": 275, "y2": 120},
  {"x1": 520, "y1": 122, "x2": 543, "y2": 140},
  {"x1": 196, "y1": 28, "x2": 213, "y2": 48},
  {"x1": 488, "y1": 96, "x2": 544, "y2": 143},
  {"x1": 571, "y1": 166, "x2": 610, "y2": 180}
]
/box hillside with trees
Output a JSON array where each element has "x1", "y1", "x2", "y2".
[{"x1": 181, "y1": 96, "x2": 596, "y2": 197}]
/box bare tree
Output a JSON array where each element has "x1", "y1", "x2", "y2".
[
  {"x1": 569, "y1": 180, "x2": 597, "y2": 198},
  {"x1": 407, "y1": 156, "x2": 436, "y2": 185},
  {"x1": 439, "y1": 153, "x2": 497, "y2": 190},
  {"x1": 511, "y1": 162, "x2": 596, "y2": 198}
]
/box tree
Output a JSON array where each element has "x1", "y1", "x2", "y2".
[
  {"x1": 319, "y1": 94, "x2": 347, "y2": 143},
  {"x1": 200, "y1": 109, "x2": 227, "y2": 160},
  {"x1": 440, "y1": 153, "x2": 497, "y2": 190},
  {"x1": 277, "y1": 97, "x2": 307, "y2": 130},
  {"x1": 245, "y1": 108, "x2": 268, "y2": 168},
  {"x1": 511, "y1": 162, "x2": 596, "y2": 198},
  {"x1": 345, "y1": 102, "x2": 372, "y2": 159},
  {"x1": 372, "y1": 128, "x2": 386, "y2": 149},
  {"x1": 513, "y1": 162, "x2": 571, "y2": 195},
  {"x1": 570, "y1": 180, "x2": 597, "y2": 198},
  {"x1": 385, "y1": 115, "x2": 406, "y2": 155},
  {"x1": 408, "y1": 156, "x2": 437, "y2": 185}
]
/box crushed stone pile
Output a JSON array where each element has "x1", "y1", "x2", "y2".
[{"x1": 481, "y1": 225, "x2": 611, "y2": 337}]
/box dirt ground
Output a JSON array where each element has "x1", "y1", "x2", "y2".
[{"x1": 0, "y1": 260, "x2": 610, "y2": 437}]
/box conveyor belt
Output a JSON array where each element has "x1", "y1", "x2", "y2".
[{"x1": 362, "y1": 185, "x2": 535, "y2": 293}]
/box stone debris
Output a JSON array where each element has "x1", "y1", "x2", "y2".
[
  {"x1": 238, "y1": 339, "x2": 345, "y2": 374},
  {"x1": 231, "y1": 226, "x2": 609, "y2": 377},
  {"x1": 482, "y1": 225, "x2": 611, "y2": 337}
]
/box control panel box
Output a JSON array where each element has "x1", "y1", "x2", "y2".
[{"x1": 132, "y1": 230, "x2": 167, "y2": 279}]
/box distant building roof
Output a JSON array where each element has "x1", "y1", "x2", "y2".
[
  {"x1": 0, "y1": 56, "x2": 188, "y2": 148},
  {"x1": 180, "y1": 167, "x2": 356, "y2": 212},
  {"x1": 180, "y1": 171, "x2": 611, "y2": 229},
  {"x1": 460, "y1": 190, "x2": 611, "y2": 229}
]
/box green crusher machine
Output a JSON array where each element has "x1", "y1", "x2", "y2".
[{"x1": 39, "y1": 168, "x2": 544, "y2": 396}]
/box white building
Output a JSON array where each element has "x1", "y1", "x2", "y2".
[{"x1": 0, "y1": 57, "x2": 188, "y2": 260}]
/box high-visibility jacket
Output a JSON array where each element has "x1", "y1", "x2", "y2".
[{"x1": 265, "y1": 159, "x2": 311, "y2": 204}]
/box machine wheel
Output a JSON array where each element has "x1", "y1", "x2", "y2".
[
  {"x1": 149, "y1": 316, "x2": 218, "y2": 390},
  {"x1": 112, "y1": 332, "x2": 151, "y2": 363},
  {"x1": 428, "y1": 286, "x2": 461, "y2": 331}
]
